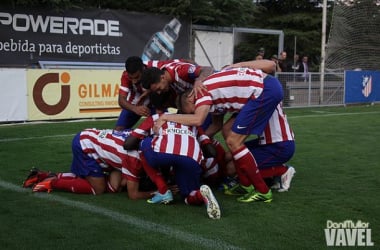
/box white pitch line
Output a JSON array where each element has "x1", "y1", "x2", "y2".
[
  {"x1": 2, "y1": 111, "x2": 379, "y2": 143},
  {"x1": 0, "y1": 179, "x2": 241, "y2": 250},
  {"x1": 288, "y1": 111, "x2": 380, "y2": 119},
  {"x1": 0, "y1": 134, "x2": 75, "y2": 142}
]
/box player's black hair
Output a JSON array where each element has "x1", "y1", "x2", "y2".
[
  {"x1": 150, "y1": 89, "x2": 177, "y2": 110},
  {"x1": 141, "y1": 67, "x2": 164, "y2": 90},
  {"x1": 125, "y1": 56, "x2": 144, "y2": 74},
  {"x1": 149, "y1": 92, "x2": 167, "y2": 109},
  {"x1": 175, "y1": 88, "x2": 192, "y2": 114}
]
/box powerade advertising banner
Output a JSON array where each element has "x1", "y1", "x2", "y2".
[
  {"x1": 27, "y1": 69, "x2": 122, "y2": 120},
  {"x1": 0, "y1": 9, "x2": 190, "y2": 67},
  {"x1": 345, "y1": 71, "x2": 380, "y2": 104}
]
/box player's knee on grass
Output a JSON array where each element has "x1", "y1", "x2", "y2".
[
  {"x1": 107, "y1": 170, "x2": 122, "y2": 193},
  {"x1": 86, "y1": 176, "x2": 107, "y2": 195}
]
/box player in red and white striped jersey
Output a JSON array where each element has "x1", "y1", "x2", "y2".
[
  {"x1": 28, "y1": 129, "x2": 153, "y2": 200},
  {"x1": 141, "y1": 61, "x2": 214, "y2": 96},
  {"x1": 157, "y1": 61, "x2": 213, "y2": 94},
  {"x1": 200, "y1": 138, "x2": 228, "y2": 188},
  {"x1": 140, "y1": 61, "x2": 215, "y2": 130},
  {"x1": 124, "y1": 113, "x2": 221, "y2": 219},
  {"x1": 223, "y1": 103, "x2": 296, "y2": 193},
  {"x1": 115, "y1": 57, "x2": 192, "y2": 131},
  {"x1": 131, "y1": 113, "x2": 210, "y2": 163},
  {"x1": 147, "y1": 60, "x2": 285, "y2": 203}
]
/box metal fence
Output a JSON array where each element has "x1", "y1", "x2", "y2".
[{"x1": 275, "y1": 72, "x2": 345, "y2": 108}]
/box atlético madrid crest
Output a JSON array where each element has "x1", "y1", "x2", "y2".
[
  {"x1": 362, "y1": 75, "x2": 372, "y2": 98},
  {"x1": 345, "y1": 71, "x2": 379, "y2": 104}
]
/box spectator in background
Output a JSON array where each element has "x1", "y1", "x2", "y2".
[
  {"x1": 278, "y1": 51, "x2": 289, "y2": 72},
  {"x1": 255, "y1": 53, "x2": 263, "y2": 60},
  {"x1": 298, "y1": 55, "x2": 310, "y2": 82},
  {"x1": 270, "y1": 54, "x2": 282, "y2": 73},
  {"x1": 257, "y1": 47, "x2": 265, "y2": 58},
  {"x1": 291, "y1": 54, "x2": 300, "y2": 72}
]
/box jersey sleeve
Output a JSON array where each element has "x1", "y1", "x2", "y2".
[
  {"x1": 131, "y1": 116, "x2": 154, "y2": 139},
  {"x1": 144, "y1": 59, "x2": 180, "y2": 68},
  {"x1": 195, "y1": 91, "x2": 213, "y2": 109},
  {"x1": 119, "y1": 71, "x2": 130, "y2": 96},
  {"x1": 196, "y1": 126, "x2": 212, "y2": 146},
  {"x1": 179, "y1": 63, "x2": 201, "y2": 81}
]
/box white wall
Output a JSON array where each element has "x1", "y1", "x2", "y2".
[
  {"x1": 194, "y1": 30, "x2": 233, "y2": 71},
  {"x1": 0, "y1": 69, "x2": 28, "y2": 122}
]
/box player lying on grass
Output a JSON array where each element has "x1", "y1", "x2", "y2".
[
  {"x1": 23, "y1": 128, "x2": 154, "y2": 200},
  {"x1": 123, "y1": 112, "x2": 221, "y2": 219}
]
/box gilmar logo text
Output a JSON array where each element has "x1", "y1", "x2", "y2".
[{"x1": 324, "y1": 220, "x2": 374, "y2": 247}]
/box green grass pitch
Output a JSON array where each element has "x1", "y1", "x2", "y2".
[{"x1": 0, "y1": 104, "x2": 379, "y2": 249}]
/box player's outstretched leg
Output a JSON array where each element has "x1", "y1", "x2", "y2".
[
  {"x1": 22, "y1": 167, "x2": 51, "y2": 188},
  {"x1": 200, "y1": 185, "x2": 221, "y2": 219},
  {"x1": 278, "y1": 166, "x2": 296, "y2": 192},
  {"x1": 147, "y1": 190, "x2": 173, "y2": 204}
]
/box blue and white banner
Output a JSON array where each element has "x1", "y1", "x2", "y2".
[{"x1": 344, "y1": 71, "x2": 380, "y2": 104}]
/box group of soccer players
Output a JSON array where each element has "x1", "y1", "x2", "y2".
[{"x1": 23, "y1": 56, "x2": 296, "y2": 219}]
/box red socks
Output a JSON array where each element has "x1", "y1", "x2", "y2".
[
  {"x1": 259, "y1": 165, "x2": 288, "y2": 179},
  {"x1": 232, "y1": 146, "x2": 269, "y2": 193},
  {"x1": 56, "y1": 172, "x2": 76, "y2": 179},
  {"x1": 140, "y1": 154, "x2": 168, "y2": 194},
  {"x1": 52, "y1": 177, "x2": 95, "y2": 194},
  {"x1": 185, "y1": 190, "x2": 204, "y2": 205}
]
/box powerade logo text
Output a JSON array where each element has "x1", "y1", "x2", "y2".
[{"x1": 0, "y1": 12, "x2": 122, "y2": 37}]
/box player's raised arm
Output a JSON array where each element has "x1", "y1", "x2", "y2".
[{"x1": 227, "y1": 59, "x2": 275, "y2": 74}]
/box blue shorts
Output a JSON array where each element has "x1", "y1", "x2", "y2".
[
  {"x1": 201, "y1": 113, "x2": 212, "y2": 131},
  {"x1": 140, "y1": 137, "x2": 202, "y2": 198},
  {"x1": 232, "y1": 75, "x2": 284, "y2": 135},
  {"x1": 115, "y1": 109, "x2": 142, "y2": 129},
  {"x1": 116, "y1": 107, "x2": 169, "y2": 129},
  {"x1": 70, "y1": 133, "x2": 105, "y2": 178},
  {"x1": 245, "y1": 139, "x2": 295, "y2": 169}
]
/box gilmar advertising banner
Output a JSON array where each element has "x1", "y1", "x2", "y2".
[
  {"x1": 0, "y1": 9, "x2": 190, "y2": 67},
  {"x1": 27, "y1": 69, "x2": 122, "y2": 120}
]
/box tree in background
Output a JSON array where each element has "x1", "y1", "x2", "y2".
[
  {"x1": 2, "y1": 0, "x2": 332, "y2": 71},
  {"x1": 247, "y1": 0, "x2": 333, "y2": 71}
]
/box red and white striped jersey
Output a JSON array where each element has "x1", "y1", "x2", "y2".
[
  {"x1": 119, "y1": 71, "x2": 147, "y2": 105},
  {"x1": 131, "y1": 113, "x2": 210, "y2": 164},
  {"x1": 121, "y1": 154, "x2": 142, "y2": 182},
  {"x1": 79, "y1": 129, "x2": 140, "y2": 174},
  {"x1": 259, "y1": 103, "x2": 295, "y2": 145},
  {"x1": 160, "y1": 61, "x2": 202, "y2": 94},
  {"x1": 144, "y1": 59, "x2": 180, "y2": 68},
  {"x1": 195, "y1": 68, "x2": 264, "y2": 114},
  {"x1": 118, "y1": 59, "x2": 181, "y2": 104}
]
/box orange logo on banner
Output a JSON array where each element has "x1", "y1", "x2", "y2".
[{"x1": 33, "y1": 72, "x2": 71, "y2": 115}]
